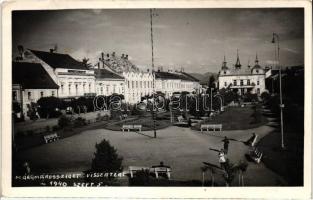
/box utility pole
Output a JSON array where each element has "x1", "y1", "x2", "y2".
[
  {"x1": 272, "y1": 33, "x2": 285, "y2": 149},
  {"x1": 150, "y1": 8, "x2": 157, "y2": 138}
]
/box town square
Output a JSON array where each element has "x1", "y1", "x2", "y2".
[{"x1": 10, "y1": 8, "x2": 305, "y2": 187}]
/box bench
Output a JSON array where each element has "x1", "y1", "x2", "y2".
[
  {"x1": 248, "y1": 147, "x2": 263, "y2": 163},
  {"x1": 128, "y1": 166, "x2": 150, "y2": 178},
  {"x1": 122, "y1": 124, "x2": 142, "y2": 132},
  {"x1": 200, "y1": 124, "x2": 222, "y2": 132},
  {"x1": 43, "y1": 133, "x2": 60, "y2": 144},
  {"x1": 151, "y1": 167, "x2": 172, "y2": 179}
]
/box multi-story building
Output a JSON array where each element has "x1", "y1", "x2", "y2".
[
  {"x1": 24, "y1": 49, "x2": 96, "y2": 98},
  {"x1": 94, "y1": 68, "x2": 125, "y2": 96},
  {"x1": 218, "y1": 52, "x2": 266, "y2": 95},
  {"x1": 123, "y1": 71, "x2": 154, "y2": 104},
  {"x1": 12, "y1": 62, "x2": 59, "y2": 120},
  {"x1": 155, "y1": 70, "x2": 200, "y2": 98}
]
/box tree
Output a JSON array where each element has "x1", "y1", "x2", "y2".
[
  {"x1": 82, "y1": 57, "x2": 92, "y2": 69},
  {"x1": 58, "y1": 115, "x2": 73, "y2": 129},
  {"x1": 37, "y1": 96, "x2": 61, "y2": 118},
  {"x1": 91, "y1": 139, "x2": 123, "y2": 180},
  {"x1": 208, "y1": 75, "x2": 216, "y2": 89}
]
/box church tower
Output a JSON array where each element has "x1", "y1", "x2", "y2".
[
  {"x1": 221, "y1": 55, "x2": 228, "y2": 70},
  {"x1": 235, "y1": 49, "x2": 241, "y2": 69}
]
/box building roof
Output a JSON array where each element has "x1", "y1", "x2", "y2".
[
  {"x1": 155, "y1": 71, "x2": 195, "y2": 81},
  {"x1": 12, "y1": 62, "x2": 59, "y2": 89},
  {"x1": 180, "y1": 72, "x2": 200, "y2": 82},
  {"x1": 29, "y1": 49, "x2": 88, "y2": 70},
  {"x1": 94, "y1": 68, "x2": 124, "y2": 79}
]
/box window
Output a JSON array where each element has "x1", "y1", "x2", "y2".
[
  {"x1": 257, "y1": 81, "x2": 260, "y2": 85},
  {"x1": 61, "y1": 84, "x2": 64, "y2": 93},
  {"x1": 256, "y1": 70, "x2": 259, "y2": 73},
  {"x1": 233, "y1": 80, "x2": 237, "y2": 86},
  {"x1": 89, "y1": 83, "x2": 91, "y2": 92},
  {"x1": 83, "y1": 84, "x2": 86, "y2": 93},
  {"x1": 51, "y1": 91, "x2": 55, "y2": 97},
  {"x1": 69, "y1": 84, "x2": 71, "y2": 94},
  {"x1": 240, "y1": 80, "x2": 243, "y2": 86},
  {"x1": 247, "y1": 80, "x2": 250, "y2": 85},
  {"x1": 224, "y1": 82, "x2": 227, "y2": 87},
  {"x1": 257, "y1": 88, "x2": 260, "y2": 94},
  {"x1": 113, "y1": 85, "x2": 116, "y2": 93},
  {"x1": 13, "y1": 91, "x2": 17, "y2": 100},
  {"x1": 28, "y1": 92, "x2": 31, "y2": 100},
  {"x1": 106, "y1": 85, "x2": 109, "y2": 94},
  {"x1": 40, "y1": 91, "x2": 44, "y2": 98}
]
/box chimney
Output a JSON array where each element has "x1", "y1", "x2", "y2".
[
  {"x1": 147, "y1": 69, "x2": 150, "y2": 72},
  {"x1": 50, "y1": 49, "x2": 54, "y2": 53},
  {"x1": 125, "y1": 54, "x2": 128, "y2": 60},
  {"x1": 107, "y1": 53, "x2": 110, "y2": 58},
  {"x1": 121, "y1": 54, "x2": 124, "y2": 59}
]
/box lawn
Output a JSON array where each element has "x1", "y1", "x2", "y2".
[{"x1": 197, "y1": 105, "x2": 268, "y2": 130}]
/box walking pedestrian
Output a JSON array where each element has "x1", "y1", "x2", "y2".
[{"x1": 222, "y1": 136, "x2": 230, "y2": 154}]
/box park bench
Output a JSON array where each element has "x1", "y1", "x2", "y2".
[
  {"x1": 122, "y1": 124, "x2": 142, "y2": 132},
  {"x1": 128, "y1": 166, "x2": 150, "y2": 178},
  {"x1": 43, "y1": 133, "x2": 60, "y2": 144},
  {"x1": 150, "y1": 167, "x2": 172, "y2": 179},
  {"x1": 248, "y1": 147, "x2": 263, "y2": 163},
  {"x1": 200, "y1": 124, "x2": 222, "y2": 132}
]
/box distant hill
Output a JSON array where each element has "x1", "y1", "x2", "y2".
[{"x1": 189, "y1": 72, "x2": 218, "y2": 85}]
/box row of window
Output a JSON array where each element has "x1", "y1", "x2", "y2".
[
  {"x1": 60, "y1": 83, "x2": 92, "y2": 95},
  {"x1": 161, "y1": 82, "x2": 193, "y2": 90},
  {"x1": 97, "y1": 85, "x2": 123, "y2": 95},
  {"x1": 224, "y1": 79, "x2": 260, "y2": 87},
  {"x1": 12, "y1": 90, "x2": 55, "y2": 101},
  {"x1": 127, "y1": 80, "x2": 153, "y2": 89}
]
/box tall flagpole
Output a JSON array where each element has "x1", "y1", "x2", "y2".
[{"x1": 150, "y1": 9, "x2": 157, "y2": 138}]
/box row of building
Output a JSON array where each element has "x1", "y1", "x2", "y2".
[{"x1": 12, "y1": 48, "x2": 201, "y2": 119}]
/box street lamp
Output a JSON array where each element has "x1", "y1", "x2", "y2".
[
  {"x1": 272, "y1": 32, "x2": 285, "y2": 149},
  {"x1": 150, "y1": 8, "x2": 157, "y2": 138}
]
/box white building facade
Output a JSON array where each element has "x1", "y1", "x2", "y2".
[
  {"x1": 94, "y1": 68, "x2": 125, "y2": 96},
  {"x1": 26, "y1": 49, "x2": 96, "y2": 98},
  {"x1": 218, "y1": 54, "x2": 266, "y2": 95}
]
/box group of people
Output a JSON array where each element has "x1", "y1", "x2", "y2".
[{"x1": 212, "y1": 133, "x2": 258, "y2": 170}]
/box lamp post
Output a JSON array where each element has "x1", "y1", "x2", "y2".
[
  {"x1": 150, "y1": 8, "x2": 157, "y2": 138},
  {"x1": 272, "y1": 32, "x2": 285, "y2": 149}
]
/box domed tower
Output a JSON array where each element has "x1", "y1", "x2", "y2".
[
  {"x1": 220, "y1": 55, "x2": 229, "y2": 75},
  {"x1": 251, "y1": 53, "x2": 264, "y2": 74},
  {"x1": 235, "y1": 49, "x2": 242, "y2": 69}
]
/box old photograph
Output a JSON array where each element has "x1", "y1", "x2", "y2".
[{"x1": 10, "y1": 7, "x2": 306, "y2": 188}]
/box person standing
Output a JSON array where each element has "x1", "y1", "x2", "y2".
[
  {"x1": 218, "y1": 149, "x2": 227, "y2": 170},
  {"x1": 222, "y1": 136, "x2": 230, "y2": 154}
]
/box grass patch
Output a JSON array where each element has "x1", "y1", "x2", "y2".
[{"x1": 196, "y1": 105, "x2": 268, "y2": 130}]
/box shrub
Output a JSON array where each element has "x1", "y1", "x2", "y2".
[
  {"x1": 52, "y1": 125, "x2": 59, "y2": 132},
  {"x1": 91, "y1": 139, "x2": 123, "y2": 180},
  {"x1": 45, "y1": 126, "x2": 51, "y2": 132},
  {"x1": 74, "y1": 117, "x2": 87, "y2": 127},
  {"x1": 58, "y1": 115, "x2": 72, "y2": 129},
  {"x1": 37, "y1": 97, "x2": 61, "y2": 118}
]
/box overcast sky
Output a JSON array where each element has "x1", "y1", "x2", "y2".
[{"x1": 12, "y1": 8, "x2": 304, "y2": 73}]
